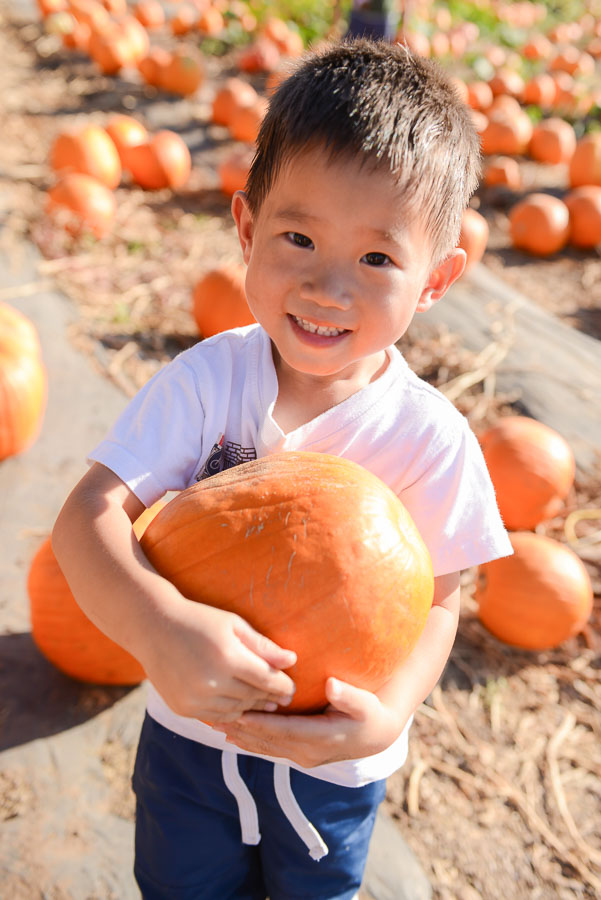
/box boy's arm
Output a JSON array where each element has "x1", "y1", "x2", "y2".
[
  {"x1": 52, "y1": 462, "x2": 297, "y2": 723},
  {"x1": 215, "y1": 571, "x2": 460, "y2": 766}
]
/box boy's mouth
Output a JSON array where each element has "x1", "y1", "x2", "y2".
[{"x1": 290, "y1": 315, "x2": 348, "y2": 337}]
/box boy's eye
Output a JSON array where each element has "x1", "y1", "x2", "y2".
[
  {"x1": 287, "y1": 232, "x2": 313, "y2": 248},
  {"x1": 362, "y1": 252, "x2": 390, "y2": 267}
]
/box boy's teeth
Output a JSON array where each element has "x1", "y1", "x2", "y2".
[{"x1": 293, "y1": 316, "x2": 346, "y2": 337}]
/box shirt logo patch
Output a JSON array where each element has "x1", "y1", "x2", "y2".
[{"x1": 196, "y1": 434, "x2": 257, "y2": 481}]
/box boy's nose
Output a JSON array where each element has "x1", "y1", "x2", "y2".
[{"x1": 300, "y1": 269, "x2": 353, "y2": 309}]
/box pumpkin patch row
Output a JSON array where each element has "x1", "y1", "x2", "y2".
[
  {"x1": 475, "y1": 416, "x2": 593, "y2": 651},
  {"x1": 46, "y1": 116, "x2": 192, "y2": 237}
]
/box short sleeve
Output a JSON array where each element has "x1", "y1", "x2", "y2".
[
  {"x1": 400, "y1": 423, "x2": 513, "y2": 576},
  {"x1": 87, "y1": 355, "x2": 207, "y2": 506}
]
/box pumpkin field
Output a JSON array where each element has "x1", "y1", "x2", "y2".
[{"x1": 0, "y1": 0, "x2": 600, "y2": 896}]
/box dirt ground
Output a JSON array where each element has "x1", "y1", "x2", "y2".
[{"x1": 1, "y1": 6, "x2": 600, "y2": 899}]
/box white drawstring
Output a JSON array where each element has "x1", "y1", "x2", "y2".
[
  {"x1": 273, "y1": 763, "x2": 329, "y2": 861},
  {"x1": 221, "y1": 752, "x2": 329, "y2": 860},
  {"x1": 221, "y1": 751, "x2": 261, "y2": 845}
]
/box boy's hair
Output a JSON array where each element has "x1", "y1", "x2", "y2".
[{"x1": 246, "y1": 39, "x2": 481, "y2": 265}]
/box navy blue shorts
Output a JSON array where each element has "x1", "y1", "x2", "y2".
[{"x1": 132, "y1": 714, "x2": 386, "y2": 900}]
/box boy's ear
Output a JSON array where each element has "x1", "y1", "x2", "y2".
[
  {"x1": 416, "y1": 248, "x2": 466, "y2": 313},
  {"x1": 231, "y1": 190, "x2": 254, "y2": 264}
]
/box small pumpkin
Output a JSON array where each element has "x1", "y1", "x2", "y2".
[
  {"x1": 211, "y1": 78, "x2": 258, "y2": 128},
  {"x1": 197, "y1": 5, "x2": 224, "y2": 35},
  {"x1": 508, "y1": 193, "x2": 570, "y2": 257},
  {"x1": 466, "y1": 80, "x2": 493, "y2": 111},
  {"x1": 140, "y1": 452, "x2": 434, "y2": 714},
  {"x1": 228, "y1": 96, "x2": 269, "y2": 144},
  {"x1": 0, "y1": 303, "x2": 47, "y2": 462},
  {"x1": 127, "y1": 130, "x2": 191, "y2": 191},
  {"x1": 105, "y1": 114, "x2": 148, "y2": 169},
  {"x1": 192, "y1": 264, "x2": 255, "y2": 337},
  {"x1": 160, "y1": 46, "x2": 205, "y2": 96},
  {"x1": 480, "y1": 110, "x2": 533, "y2": 156},
  {"x1": 564, "y1": 185, "x2": 601, "y2": 249},
  {"x1": 50, "y1": 124, "x2": 122, "y2": 190},
  {"x1": 46, "y1": 172, "x2": 117, "y2": 238},
  {"x1": 528, "y1": 118, "x2": 576, "y2": 165},
  {"x1": 237, "y1": 37, "x2": 281, "y2": 73},
  {"x1": 137, "y1": 45, "x2": 171, "y2": 88},
  {"x1": 457, "y1": 207, "x2": 489, "y2": 271},
  {"x1": 521, "y1": 73, "x2": 557, "y2": 108},
  {"x1": 479, "y1": 415, "x2": 575, "y2": 530},
  {"x1": 475, "y1": 532, "x2": 592, "y2": 650},
  {"x1": 483, "y1": 156, "x2": 521, "y2": 190},
  {"x1": 28, "y1": 501, "x2": 165, "y2": 684},
  {"x1": 217, "y1": 146, "x2": 254, "y2": 197},
  {"x1": 132, "y1": 0, "x2": 164, "y2": 29},
  {"x1": 568, "y1": 133, "x2": 601, "y2": 189}
]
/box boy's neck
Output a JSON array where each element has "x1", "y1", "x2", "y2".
[{"x1": 270, "y1": 344, "x2": 389, "y2": 434}]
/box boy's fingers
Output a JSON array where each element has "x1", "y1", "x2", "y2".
[
  {"x1": 324, "y1": 677, "x2": 373, "y2": 721},
  {"x1": 234, "y1": 618, "x2": 297, "y2": 669}
]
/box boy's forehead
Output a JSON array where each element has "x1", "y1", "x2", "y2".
[{"x1": 263, "y1": 149, "x2": 424, "y2": 235}]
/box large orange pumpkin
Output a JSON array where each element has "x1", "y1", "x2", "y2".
[
  {"x1": 140, "y1": 452, "x2": 434, "y2": 713},
  {"x1": 192, "y1": 264, "x2": 255, "y2": 336},
  {"x1": 528, "y1": 118, "x2": 576, "y2": 165},
  {"x1": 127, "y1": 130, "x2": 191, "y2": 190},
  {"x1": 475, "y1": 532, "x2": 593, "y2": 650},
  {"x1": 0, "y1": 302, "x2": 47, "y2": 461},
  {"x1": 46, "y1": 172, "x2": 117, "y2": 238},
  {"x1": 568, "y1": 133, "x2": 601, "y2": 188},
  {"x1": 50, "y1": 124, "x2": 122, "y2": 189},
  {"x1": 564, "y1": 185, "x2": 601, "y2": 249},
  {"x1": 479, "y1": 416, "x2": 575, "y2": 530},
  {"x1": 457, "y1": 207, "x2": 489, "y2": 271},
  {"x1": 508, "y1": 193, "x2": 570, "y2": 256},
  {"x1": 105, "y1": 114, "x2": 148, "y2": 170},
  {"x1": 28, "y1": 501, "x2": 165, "y2": 684}
]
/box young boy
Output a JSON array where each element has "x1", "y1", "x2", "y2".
[{"x1": 53, "y1": 39, "x2": 512, "y2": 900}]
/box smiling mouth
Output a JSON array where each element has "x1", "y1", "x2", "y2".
[{"x1": 291, "y1": 315, "x2": 349, "y2": 337}]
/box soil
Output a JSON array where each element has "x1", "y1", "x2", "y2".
[{"x1": 0, "y1": 6, "x2": 599, "y2": 899}]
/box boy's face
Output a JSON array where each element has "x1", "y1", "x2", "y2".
[{"x1": 233, "y1": 148, "x2": 464, "y2": 390}]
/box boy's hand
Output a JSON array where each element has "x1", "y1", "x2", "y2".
[
  {"x1": 212, "y1": 676, "x2": 403, "y2": 767},
  {"x1": 141, "y1": 598, "x2": 297, "y2": 724}
]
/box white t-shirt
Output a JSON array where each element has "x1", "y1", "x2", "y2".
[{"x1": 89, "y1": 324, "x2": 511, "y2": 786}]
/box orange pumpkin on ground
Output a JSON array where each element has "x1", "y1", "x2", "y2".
[
  {"x1": 211, "y1": 78, "x2": 258, "y2": 127},
  {"x1": 137, "y1": 45, "x2": 171, "y2": 88},
  {"x1": 50, "y1": 124, "x2": 122, "y2": 189},
  {"x1": 132, "y1": 0, "x2": 164, "y2": 29},
  {"x1": 521, "y1": 73, "x2": 557, "y2": 108},
  {"x1": 475, "y1": 532, "x2": 592, "y2": 650},
  {"x1": 457, "y1": 207, "x2": 489, "y2": 271},
  {"x1": 479, "y1": 415, "x2": 575, "y2": 530},
  {"x1": 0, "y1": 302, "x2": 47, "y2": 461},
  {"x1": 238, "y1": 37, "x2": 281, "y2": 73},
  {"x1": 217, "y1": 146, "x2": 254, "y2": 197},
  {"x1": 127, "y1": 131, "x2": 191, "y2": 190},
  {"x1": 483, "y1": 156, "x2": 521, "y2": 190},
  {"x1": 564, "y1": 185, "x2": 601, "y2": 249},
  {"x1": 228, "y1": 96, "x2": 268, "y2": 144},
  {"x1": 480, "y1": 111, "x2": 532, "y2": 156},
  {"x1": 140, "y1": 452, "x2": 434, "y2": 714},
  {"x1": 46, "y1": 172, "x2": 117, "y2": 238},
  {"x1": 528, "y1": 118, "x2": 576, "y2": 165},
  {"x1": 466, "y1": 80, "x2": 493, "y2": 111},
  {"x1": 105, "y1": 114, "x2": 148, "y2": 169},
  {"x1": 568, "y1": 133, "x2": 601, "y2": 188},
  {"x1": 197, "y1": 5, "x2": 224, "y2": 35},
  {"x1": 487, "y1": 68, "x2": 525, "y2": 99},
  {"x1": 160, "y1": 46, "x2": 205, "y2": 96},
  {"x1": 508, "y1": 193, "x2": 570, "y2": 256},
  {"x1": 28, "y1": 501, "x2": 165, "y2": 684},
  {"x1": 192, "y1": 264, "x2": 255, "y2": 336}
]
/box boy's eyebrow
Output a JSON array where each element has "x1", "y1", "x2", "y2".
[{"x1": 273, "y1": 206, "x2": 404, "y2": 244}]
